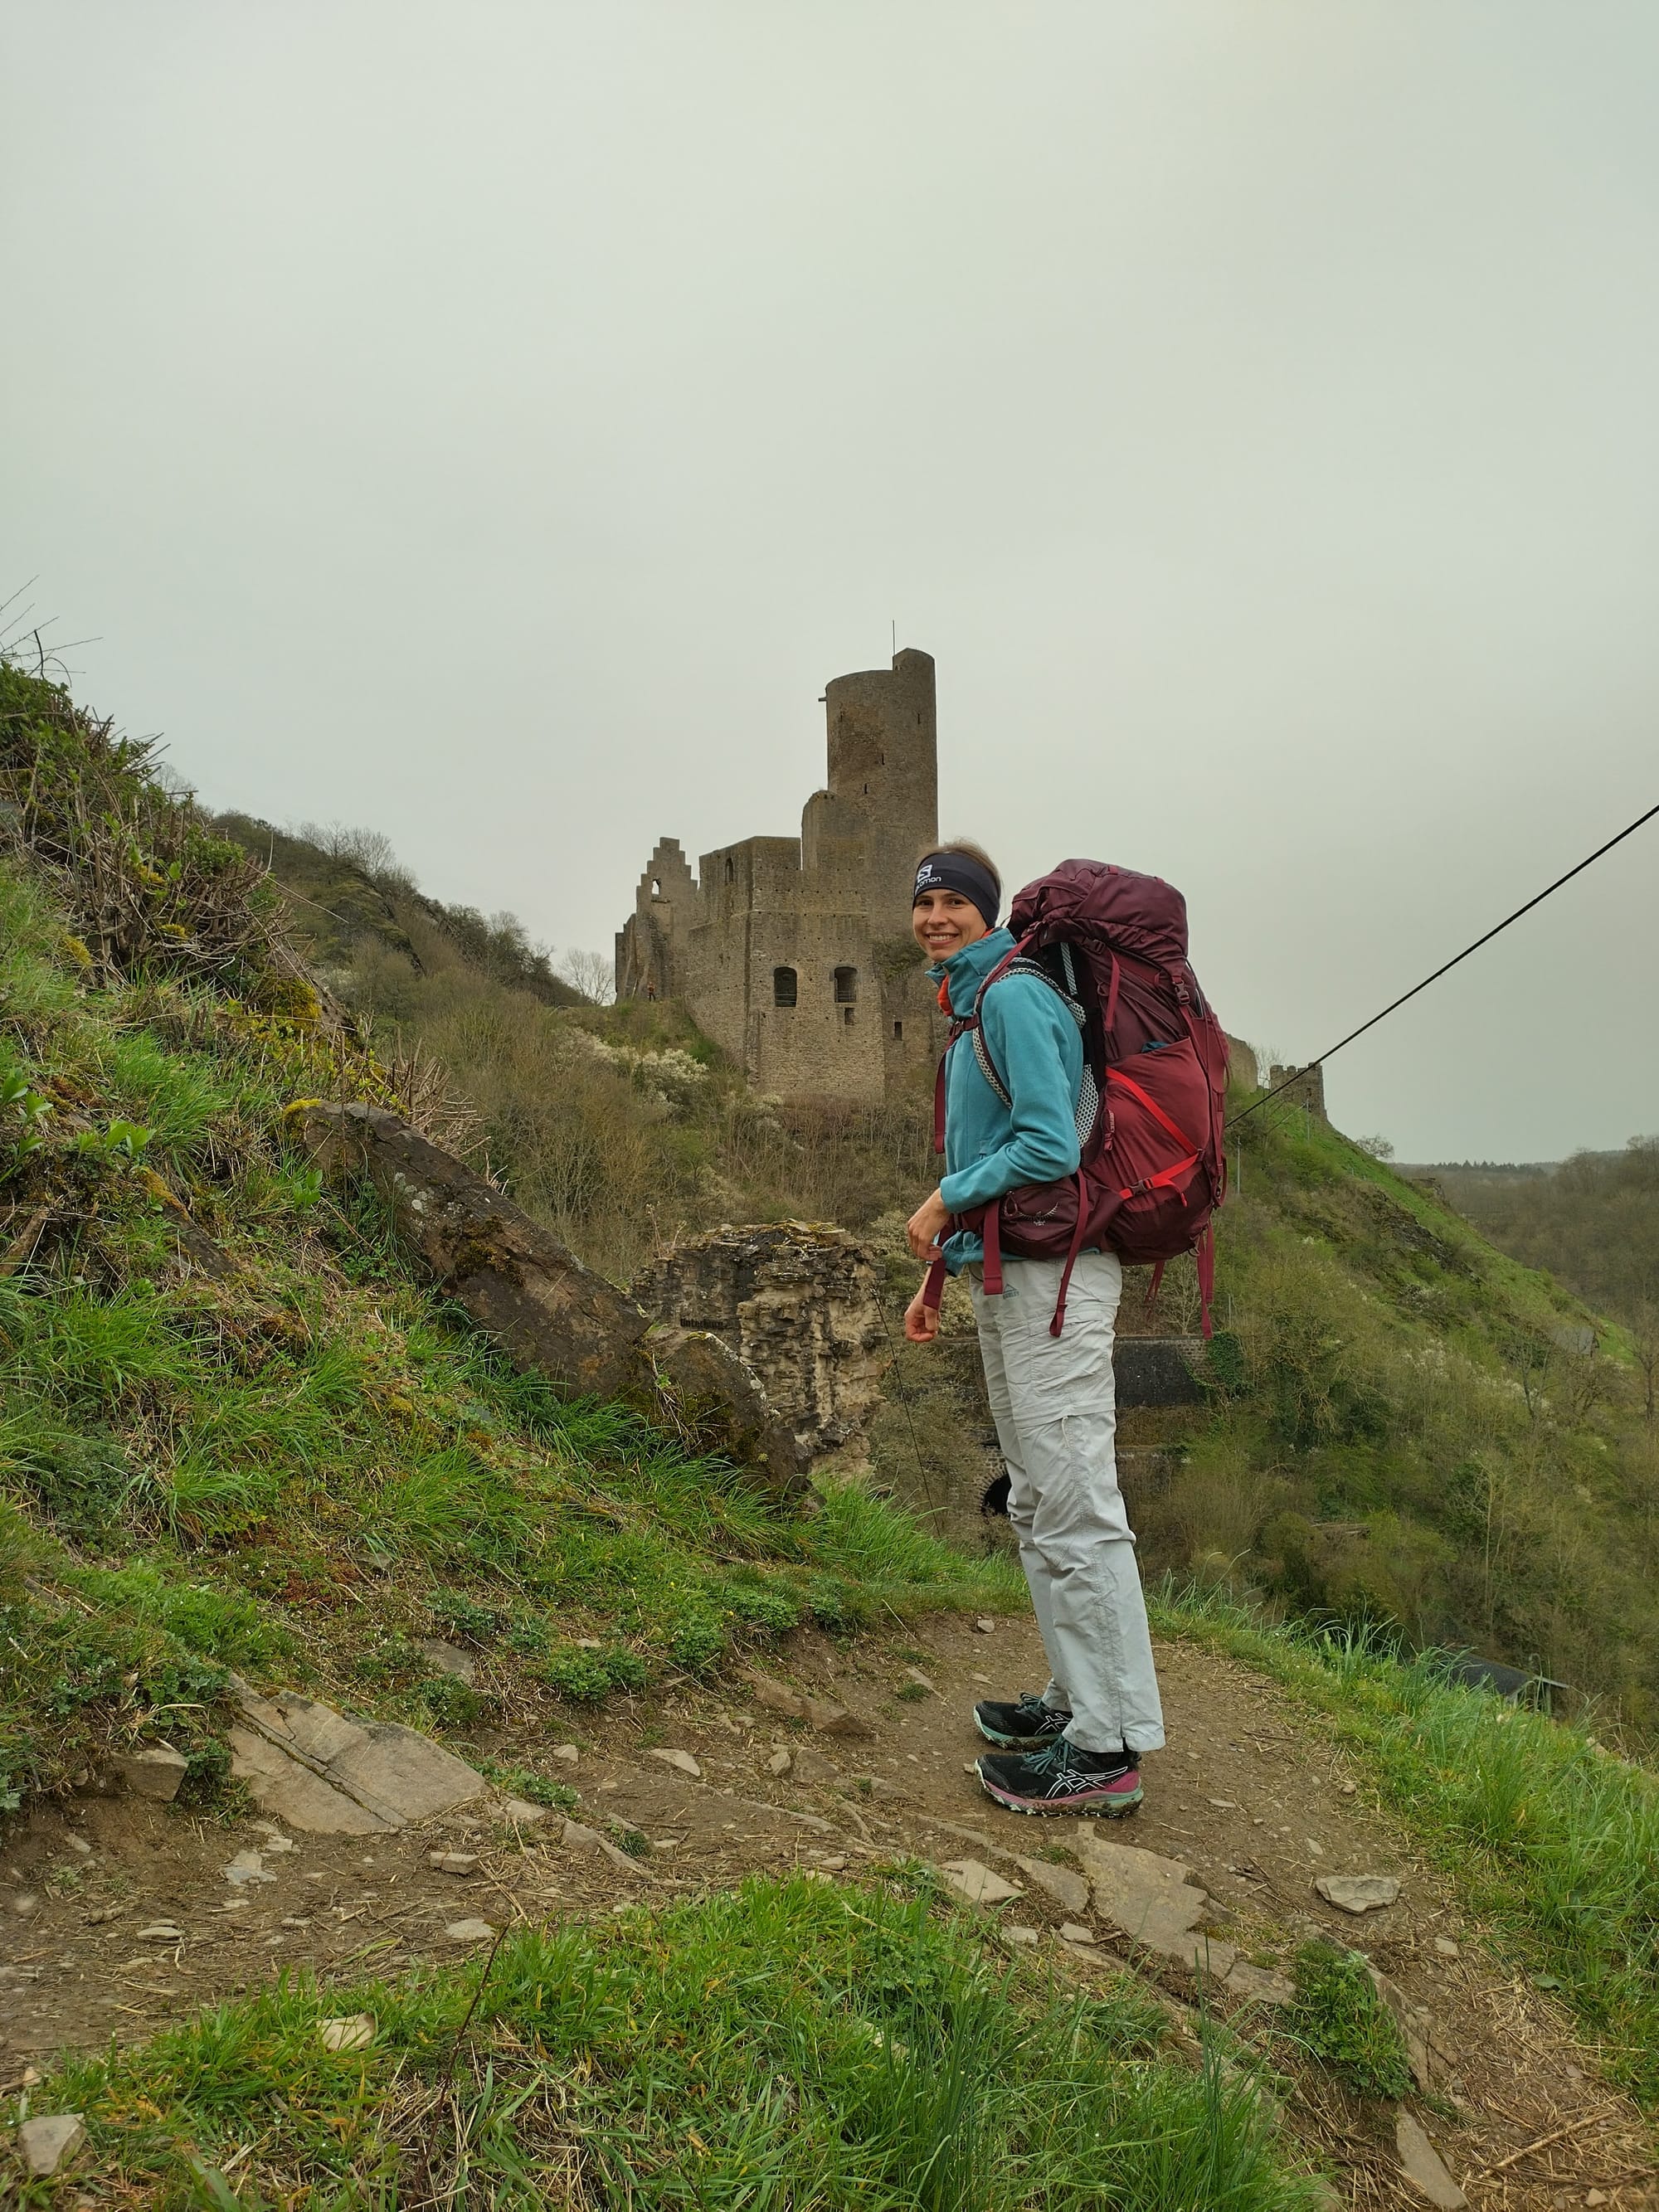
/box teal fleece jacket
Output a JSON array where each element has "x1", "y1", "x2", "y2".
[{"x1": 929, "y1": 928, "x2": 1083, "y2": 1271}]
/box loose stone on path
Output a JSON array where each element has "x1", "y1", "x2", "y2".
[
  {"x1": 1394, "y1": 2112, "x2": 1466, "y2": 2209},
  {"x1": 18, "y1": 2115, "x2": 86, "y2": 2179},
  {"x1": 939, "y1": 1860, "x2": 1022, "y2": 1906},
  {"x1": 1315, "y1": 1873, "x2": 1401, "y2": 1914}
]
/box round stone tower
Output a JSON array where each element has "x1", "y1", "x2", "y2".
[{"x1": 823, "y1": 648, "x2": 938, "y2": 931}]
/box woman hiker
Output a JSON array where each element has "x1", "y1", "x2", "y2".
[{"x1": 902, "y1": 842, "x2": 1165, "y2": 1816}]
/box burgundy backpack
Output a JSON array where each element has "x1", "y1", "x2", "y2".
[{"x1": 924, "y1": 858, "x2": 1230, "y2": 1337}]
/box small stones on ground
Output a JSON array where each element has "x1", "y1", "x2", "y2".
[
  {"x1": 1306, "y1": 1838, "x2": 1324, "y2": 1856},
  {"x1": 790, "y1": 1746, "x2": 839, "y2": 1786},
  {"x1": 1315, "y1": 1873, "x2": 1401, "y2": 1914},
  {"x1": 562, "y1": 1817, "x2": 648, "y2": 1874},
  {"x1": 12, "y1": 1891, "x2": 41, "y2": 1918},
  {"x1": 319, "y1": 2014, "x2": 376, "y2": 2052},
  {"x1": 1393, "y1": 2112, "x2": 1466, "y2": 2210},
  {"x1": 743, "y1": 1668, "x2": 872, "y2": 1738},
  {"x1": 1223, "y1": 1960, "x2": 1295, "y2": 2005},
  {"x1": 137, "y1": 1923, "x2": 185, "y2": 1942},
  {"x1": 224, "y1": 1849, "x2": 276, "y2": 1885},
  {"x1": 114, "y1": 1744, "x2": 190, "y2": 1801},
  {"x1": 939, "y1": 1859, "x2": 1022, "y2": 1907},
  {"x1": 416, "y1": 1639, "x2": 479, "y2": 1685},
  {"x1": 971, "y1": 1673, "x2": 991, "y2": 1686},
  {"x1": 1206, "y1": 1799, "x2": 1236, "y2": 1810},
  {"x1": 84, "y1": 1903, "x2": 124, "y2": 1926},
  {"x1": 1058, "y1": 1921, "x2": 1096, "y2": 1945},
  {"x1": 1013, "y1": 1855, "x2": 1090, "y2": 1917},
  {"x1": 429, "y1": 1850, "x2": 479, "y2": 1874},
  {"x1": 1005, "y1": 1926, "x2": 1040, "y2": 1947},
  {"x1": 18, "y1": 2114, "x2": 87, "y2": 2179},
  {"x1": 1433, "y1": 1936, "x2": 1461, "y2": 1958},
  {"x1": 552, "y1": 1743, "x2": 580, "y2": 1765},
  {"x1": 63, "y1": 1833, "x2": 94, "y2": 1859},
  {"x1": 811, "y1": 1854, "x2": 848, "y2": 1872},
  {"x1": 251, "y1": 1820, "x2": 296, "y2": 1850},
  {"x1": 499, "y1": 1797, "x2": 551, "y2": 1826},
  {"x1": 903, "y1": 1667, "x2": 937, "y2": 1694},
  {"x1": 974, "y1": 1616, "x2": 995, "y2": 1634},
  {"x1": 444, "y1": 1918, "x2": 496, "y2": 1942},
  {"x1": 1340, "y1": 1780, "x2": 1357, "y2": 1795},
  {"x1": 648, "y1": 1748, "x2": 703, "y2": 1779},
  {"x1": 766, "y1": 1748, "x2": 792, "y2": 1776}
]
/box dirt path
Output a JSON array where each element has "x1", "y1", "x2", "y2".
[{"x1": 3, "y1": 1613, "x2": 1652, "y2": 2207}]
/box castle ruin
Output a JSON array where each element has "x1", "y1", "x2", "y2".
[{"x1": 615, "y1": 648, "x2": 945, "y2": 1104}]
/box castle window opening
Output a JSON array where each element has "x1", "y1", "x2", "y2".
[
  {"x1": 725, "y1": 858, "x2": 734, "y2": 883},
  {"x1": 650, "y1": 878, "x2": 661, "y2": 898},
  {"x1": 772, "y1": 965, "x2": 797, "y2": 1009},
  {"x1": 842, "y1": 1005, "x2": 854, "y2": 1026},
  {"x1": 834, "y1": 965, "x2": 858, "y2": 1004},
  {"x1": 893, "y1": 1020, "x2": 902, "y2": 1039}
]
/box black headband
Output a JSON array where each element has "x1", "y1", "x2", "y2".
[{"x1": 912, "y1": 851, "x2": 1000, "y2": 931}]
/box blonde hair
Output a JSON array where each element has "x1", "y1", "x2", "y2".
[{"x1": 915, "y1": 839, "x2": 1001, "y2": 899}]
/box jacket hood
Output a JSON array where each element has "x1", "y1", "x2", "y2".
[{"x1": 927, "y1": 926, "x2": 1016, "y2": 1018}]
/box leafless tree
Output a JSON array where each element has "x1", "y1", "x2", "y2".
[{"x1": 558, "y1": 947, "x2": 615, "y2": 1004}]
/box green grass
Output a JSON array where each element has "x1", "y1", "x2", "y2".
[
  {"x1": 1153, "y1": 1578, "x2": 1659, "y2": 2109},
  {"x1": 12, "y1": 1875, "x2": 1327, "y2": 2209},
  {"x1": 1282, "y1": 1941, "x2": 1411, "y2": 2101},
  {"x1": 0, "y1": 857, "x2": 1019, "y2": 1808}
]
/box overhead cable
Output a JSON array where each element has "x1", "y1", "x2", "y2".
[{"x1": 1233, "y1": 796, "x2": 1659, "y2": 1125}]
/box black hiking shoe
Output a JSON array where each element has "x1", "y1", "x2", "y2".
[
  {"x1": 973, "y1": 1692, "x2": 1073, "y2": 1750},
  {"x1": 976, "y1": 1736, "x2": 1143, "y2": 1818}
]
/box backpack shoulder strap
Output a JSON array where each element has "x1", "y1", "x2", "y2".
[{"x1": 958, "y1": 950, "x2": 1095, "y2": 1143}]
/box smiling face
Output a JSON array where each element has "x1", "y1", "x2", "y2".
[{"x1": 912, "y1": 887, "x2": 991, "y2": 961}]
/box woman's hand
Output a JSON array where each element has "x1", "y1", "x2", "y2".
[
  {"x1": 903, "y1": 1284, "x2": 941, "y2": 1343},
  {"x1": 906, "y1": 1189, "x2": 951, "y2": 1261}
]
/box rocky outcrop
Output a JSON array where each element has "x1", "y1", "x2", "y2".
[
  {"x1": 289, "y1": 1102, "x2": 805, "y2": 1501},
  {"x1": 633, "y1": 1223, "x2": 885, "y2": 1461}
]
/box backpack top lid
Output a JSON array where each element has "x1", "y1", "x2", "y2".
[{"x1": 1007, "y1": 858, "x2": 1190, "y2": 973}]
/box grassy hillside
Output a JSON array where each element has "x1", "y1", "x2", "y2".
[
  {"x1": 217, "y1": 807, "x2": 937, "y2": 1283},
  {"x1": 1420, "y1": 1143, "x2": 1659, "y2": 1421},
  {"x1": 8, "y1": 659, "x2": 1659, "y2": 2188},
  {"x1": 1131, "y1": 1096, "x2": 1657, "y2": 1723},
  {"x1": 0, "y1": 664, "x2": 1016, "y2": 1811}
]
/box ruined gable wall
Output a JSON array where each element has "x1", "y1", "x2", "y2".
[{"x1": 615, "y1": 838, "x2": 699, "y2": 1002}]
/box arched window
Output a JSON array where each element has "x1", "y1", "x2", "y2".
[
  {"x1": 834, "y1": 966, "x2": 858, "y2": 1004},
  {"x1": 772, "y1": 966, "x2": 797, "y2": 1009},
  {"x1": 650, "y1": 878, "x2": 661, "y2": 898},
  {"x1": 724, "y1": 858, "x2": 734, "y2": 883}
]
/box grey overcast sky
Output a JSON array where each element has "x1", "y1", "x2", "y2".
[{"x1": 6, "y1": 3, "x2": 1657, "y2": 1160}]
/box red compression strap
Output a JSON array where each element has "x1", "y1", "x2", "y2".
[
  {"x1": 1104, "y1": 1067, "x2": 1203, "y2": 1157},
  {"x1": 922, "y1": 1252, "x2": 948, "y2": 1311},
  {"x1": 1197, "y1": 1224, "x2": 1216, "y2": 1338},
  {"x1": 981, "y1": 1201, "x2": 1004, "y2": 1296},
  {"x1": 1048, "y1": 1170, "x2": 1091, "y2": 1337},
  {"x1": 1104, "y1": 953, "x2": 1121, "y2": 1041}
]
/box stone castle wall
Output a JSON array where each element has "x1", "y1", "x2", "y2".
[{"x1": 616, "y1": 649, "x2": 944, "y2": 1106}]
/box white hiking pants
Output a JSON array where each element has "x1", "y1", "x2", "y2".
[{"x1": 971, "y1": 1252, "x2": 1166, "y2": 1755}]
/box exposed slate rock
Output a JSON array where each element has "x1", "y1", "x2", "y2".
[{"x1": 290, "y1": 1102, "x2": 805, "y2": 1500}]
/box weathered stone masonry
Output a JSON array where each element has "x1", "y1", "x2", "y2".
[{"x1": 615, "y1": 649, "x2": 945, "y2": 1104}]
